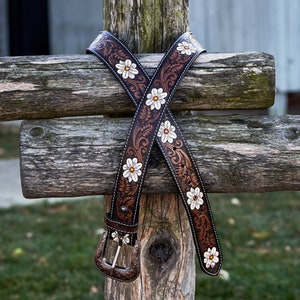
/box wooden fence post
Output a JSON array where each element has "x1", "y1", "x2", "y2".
[
  {"x1": 103, "y1": 0, "x2": 196, "y2": 298},
  {"x1": 5, "y1": 0, "x2": 295, "y2": 298}
]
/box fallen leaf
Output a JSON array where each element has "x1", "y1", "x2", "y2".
[
  {"x1": 12, "y1": 248, "x2": 24, "y2": 257},
  {"x1": 26, "y1": 232, "x2": 33, "y2": 238},
  {"x1": 231, "y1": 197, "x2": 241, "y2": 206},
  {"x1": 285, "y1": 245, "x2": 291, "y2": 252},
  {"x1": 38, "y1": 256, "x2": 48, "y2": 266},
  {"x1": 218, "y1": 269, "x2": 230, "y2": 281},
  {"x1": 252, "y1": 231, "x2": 270, "y2": 240},
  {"x1": 228, "y1": 218, "x2": 235, "y2": 225},
  {"x1": 245, "y1": 240, "x2": 256, "y2": 247},
  {"x1": 89, "y1": 286, "x2": 99, "y2": 295}
]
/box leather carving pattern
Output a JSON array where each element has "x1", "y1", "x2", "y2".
[
  {"x1": 88, "y1": 31, "x2": 222, "y2": 279},
  {"x1": 91, "y1": 35, "x2": 147, "y2": 101}
]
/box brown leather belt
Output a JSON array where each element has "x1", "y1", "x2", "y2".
[{"x1": 87, "y1": 31, "x2": 222, "y2": 282}]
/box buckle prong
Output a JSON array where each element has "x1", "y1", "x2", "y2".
[
  {"x1": 111, "y1": 243, "x2": 122, "y2": 268},
  {"x1": 94, "y1": 231, "x2": 141, "y2": 282}
]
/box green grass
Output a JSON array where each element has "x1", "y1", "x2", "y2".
[
  {"x1": 0, "y1": 197, "x2": 105, "y2": 300},
  {"x1": 0, "y1": 124, "x2": 20, "y2": 159},
  {"x1": 195, "y1": 192, "x2": 300, "y2": 300},
  {"x1": 0, "y1": 192, "x2": 299, "y2": 299}
]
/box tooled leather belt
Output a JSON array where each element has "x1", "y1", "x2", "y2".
[{"x1": 87, "y1": 31, "x2": 222, "y2": 282}]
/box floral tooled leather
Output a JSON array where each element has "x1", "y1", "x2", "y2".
[{"x1": 88, "y1": 31, "x2": 222, "y2": 279}]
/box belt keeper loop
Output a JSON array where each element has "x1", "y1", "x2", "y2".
[{"x1": 106, "y1": 214, "x2": 139, "y2": 234}]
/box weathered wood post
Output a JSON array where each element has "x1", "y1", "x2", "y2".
[
  {"x1": 5, "y1": 1, "x2": 299, "y2": 299},
  {"x1": 103, "y1": 0, "x2": 196, "y2": 298}
]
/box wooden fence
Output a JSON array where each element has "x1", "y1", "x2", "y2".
[{"x1": 0, "y1": 0, "x2": 299, "y2": 298}]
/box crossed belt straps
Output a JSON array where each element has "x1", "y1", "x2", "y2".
[{"x1": 87, "y1": 31, "x2": 222, "y2": 282}]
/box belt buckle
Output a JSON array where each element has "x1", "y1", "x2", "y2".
[{"x1": 94, "y1": 231, "x2": 141, "y2": 282}]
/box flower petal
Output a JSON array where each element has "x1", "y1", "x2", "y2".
[
  {"x1": 131, "y1": 172, "x2": 138, "y2": 182},
  {"x1": 159, "y1": 92, "x2": 167, "y2": 99},
  {"x1": 187, "y1": 191, "x2": 194, "y2": 199},
  {"x1": 162, "y1": 135, "x2": 168, "y2": 143},
  {"x1": 157, "y1": 128, "x2": 163, "y2": 137},
  {"x1": 125, "y1": 59, "x2": 131, "y2": 66},
  {"x1": 126, "y1": 158, "x2": 133, "y2": 167},
  {"x1": 154, "y1": 101, "x2": 161, "y2": 110},
  {"x1": 164, "y1": 120, "x2": 171, "y2": 129},
  {"x1": 151, "y1": 88, "x2": 158, "y2": 96},
  {"x1": 146, "y1": 99, "x2": 153, "y2": 107},
  {"x1": 123, "y1": 170, "x2": 130, "y2": 178},
  {"x1": 131, "y1": 68, "x2": 139, "y2": 75},
  {"x1": 213, "y1": 256, "x2": 219, "y2": 263},
  {"x1": 157, "y1": 88, "x2": 163, "y2": 94},
  {"x1": 135, "y1": 162, "x2": 142, "y2": 170},
  {"x1": 168, "y1": 131, "x2": 177, "y2": 139}
]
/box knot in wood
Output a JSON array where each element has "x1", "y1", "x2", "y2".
[
  {"x1": 146, "y1": 230, "x2": 179, "y2": 264},
  {"x1": 29, "y1": 126, "x2": 45, "y2": 138},
  {"x1": 149, "y1": 239, "x2": 173, "y2": 262},
  {"x1": 144, "y1": 230, "x2": 180, "y2": 281},
  {"x1": 285, "y1": 127, "x2": 299, "y2": 140}
]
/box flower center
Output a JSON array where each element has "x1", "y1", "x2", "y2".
[
  {"x1": 153, "y1": 96, "x2": 159, "y2": 101},
  {"x1": 193, "y1": 195, "x2": 199, "y2": 201},
  {"x1": 124, "y1": 66, "x2": 130, "y2": 71},
  {"x1": 129, "y1": 167, "x2": 135, "y2": 173},
  {"x1": 209, "y1": 254, "x2": 214, "y2": 261},
  {"x1": 163, "y1": 128, "x2": 169, "y2": 134},
  {"x1": 184, "y1": 45, "x2": 190, "y2": 49}
]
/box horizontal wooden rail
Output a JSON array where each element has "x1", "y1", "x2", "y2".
[
  {"x1": 20, "y1": 114, "x2": 300, "y2": 198},
  {"x1": 0, "y1": 52, "x2": 274, "y2": 121}
]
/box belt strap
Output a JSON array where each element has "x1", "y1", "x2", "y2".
[{"x1": 88, "y1": 31, "x2": 222, "y2": 282}]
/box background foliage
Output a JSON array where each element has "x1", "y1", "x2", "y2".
[{"x1": 0, "y1": 192, "x2": 299, "y2": 299}]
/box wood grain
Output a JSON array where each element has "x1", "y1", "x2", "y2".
[
  {"x1": 20, "y1": 114, "x2": 300, "y2": 198},
  {"x1": 104, "y1": 194, "x2": 196, "y2": 299},
  {"x1": 103, "y1": 0, "x2": 189, "y2": 53},
  {"x1": 0, "y1": 52, "x2": 275, "y2": 121}
]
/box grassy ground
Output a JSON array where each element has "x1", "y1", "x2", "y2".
[
  {"x1": 0, "y1": 192, "x2": 299, "y2": 300},
  {"x1": 0, "y1": 197, "x2": 105, "y2": 300},
  {"x1": 0, "y1": 123, "x2": 20, "y2": 159},
  {"x1": 195, "y1": 192, "x2": 300, "y2": 300}
]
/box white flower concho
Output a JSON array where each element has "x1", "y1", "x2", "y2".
[
  {"x1": 186, "y1": 187, "x2": 204, "y2": 210},
  {"x1": 116, "y1": 59, "x2": 138, "y2": 79},
  {"x1": 176, "y1": 41, "x2": 197, "y2": 55},
  {"x1": 122, "y1": 157, "x2": 142, "y2": 182},
  {"x1": 158, "y1": 120, "x2": 177, "y2": 144},
  {"x1": 146, "y1": 88, "x2": 167, "y2": 110},
  {"x1": 204, "y1": 247, "x2": 219, "y2": 268}
]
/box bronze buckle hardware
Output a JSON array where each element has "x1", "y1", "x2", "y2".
[{"x1": 94, "y1": 231, "x2": 141, "y2": 282}]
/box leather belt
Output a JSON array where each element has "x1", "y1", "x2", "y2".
[{"x1": 87, "y1": 31, "x2": 222, "y2": 282}]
